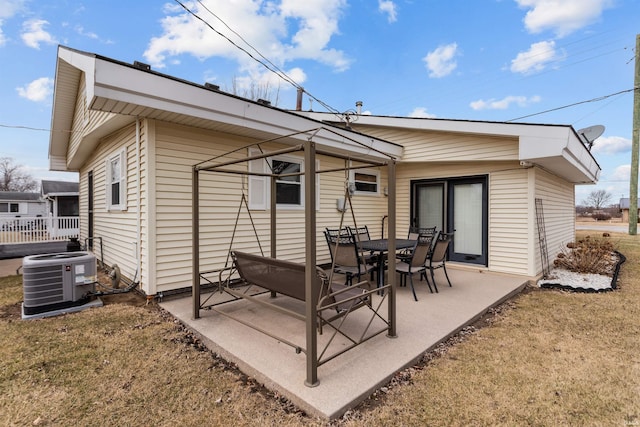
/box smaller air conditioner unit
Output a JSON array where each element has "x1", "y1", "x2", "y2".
[{"x1": 22, "y1": 252, "x2": 101, "y2": 318}]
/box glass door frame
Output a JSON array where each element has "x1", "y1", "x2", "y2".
[{"x1": 410, "y1": 175, "x2": 488, "y2": 266}]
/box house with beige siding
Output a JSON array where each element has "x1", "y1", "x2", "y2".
[
  {"x1": 295, "y1": 112, "x2": 601, "y2": 278},
  {"x1": 48, "y1": 46, "x2": 601, "y2": 296}
]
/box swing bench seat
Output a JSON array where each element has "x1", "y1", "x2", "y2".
[{"x1": 231, "y1": 251, "x2": 373, "y2": 317}]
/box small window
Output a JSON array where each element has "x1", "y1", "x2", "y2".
[
  {"x1": 353, "y1": 170, "x2": 379, "y2": 195},
  {"x1": 273, "y1": 159, "x2": 301, "y2": 205},
  {"x1": 247, "y1": 148, "x2": 319, "y2": 210},
  {"x1": 0, "y1": 203, "x2": 20, "y2": 213},
  {"x1": 105, "y1": 148, "x2": 127, "y2": 211}
]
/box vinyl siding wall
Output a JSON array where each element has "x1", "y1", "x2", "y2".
[
  {"x1": 534, "y1": 168, "x2": 575, "y2": 274},
  {"x1": 353, "y1": 125, "x2": 519, "y2": 162},
  {"x1": 78, "y1": 123, "x2": 141, "y2": 289},
  {"x1": 153, "y1": 122, "x2": 389, "y2": 293},
  {"x1": 396, "y1": 162, "x2": 532, "y2": 276},
  {"x1": 67, "y1": 75, "x2": 86, "y2": 163},
  {"x1": 68, "y1": 74, "x2": 118, "y2": 165}
]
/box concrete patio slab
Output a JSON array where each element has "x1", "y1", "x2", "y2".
[{"x1": 161, "y1": 267, "x2": 529, "y2": 420}]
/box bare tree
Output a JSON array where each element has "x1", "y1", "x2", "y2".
[
  {"x1": 0, "y1": 157, "x2": 37, "y2": 192},
  {"x1": 582, "y1": 189, "x2": 613, "y2": 210},
  {"x1": 224, "y1": 77, "x2": 281, "y2": 106}
]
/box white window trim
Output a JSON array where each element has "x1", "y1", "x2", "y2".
[
  {"x1": 247, "y1": 148, "x2": 319, "y2": 211},
  {"x1": 350, "y1": 167, "x2": 380, "y2": 196},
  {"x1": 272, "y1": 154, "x2": 305, "y2": 210},
  {"x1": 105, "y1": 147, "x2": 127, "y2": 211}
]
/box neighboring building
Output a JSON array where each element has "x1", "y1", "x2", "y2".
[
  {"x1": 0, "y1": 191, "x2": 46, "y2": 222},
  {"x1": 41, "y1": 180, "x2": 79, "y2": 217},
  {"x1": 48, "y1": 45, "x2": 601, "y2": 296},
  {"x1": 619, "y1": 198, "x2": 638, "y2": 223}
]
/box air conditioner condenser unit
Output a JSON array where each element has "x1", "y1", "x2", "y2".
[{"x1": 22, "y1": 251, "x2": 103, "y2": 319}]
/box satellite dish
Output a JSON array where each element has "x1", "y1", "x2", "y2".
[{"x1": 576, "y1": 125, "x2": 605, "y2": 150}]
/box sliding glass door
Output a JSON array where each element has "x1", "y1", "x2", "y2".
[{"x1": 412, "y1": 176, "x2": 487, "y2": 265}]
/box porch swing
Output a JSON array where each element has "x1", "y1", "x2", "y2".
[{"x1": 191, "y1": 127, "x2": 400, "y2": 386}]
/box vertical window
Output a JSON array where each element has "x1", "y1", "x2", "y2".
[
  {"x1": 105, "y1": 148, "x2": 127, "y2": 211},
  {"x1": 0, "y1": 203, "x2": 7, "y2": 213},
  {"x1": 273, "y1": 159, "x2": 301, "y2": 205},
  {"x1": 247, "y1": 149, "x2": 318, "y2": 210}
]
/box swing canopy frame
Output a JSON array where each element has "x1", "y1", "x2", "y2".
[{"x1": 191, "y1": 126, "x2": 400, "y2": 386}]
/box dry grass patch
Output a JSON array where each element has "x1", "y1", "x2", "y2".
[
  {"x1": 0, "y1": 280, "x2": 317, "y2": 426},
  {"x1": 2, "y1": 230, "x2": 639, "y2": 426},
  {"x1": 337, "y1": 231, "x2": 640, "y2": 426}
]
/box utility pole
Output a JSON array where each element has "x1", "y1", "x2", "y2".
[{"x1": 629, "y1": 34, "x2": 640, "y2": 235}]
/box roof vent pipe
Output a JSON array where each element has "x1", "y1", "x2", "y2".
[
  {"x1": 296, "y1": 87, "x2": 304, "y2": 111},
  {"x1": 355, "y1": 101, "x2": 363, "y2": 115}
]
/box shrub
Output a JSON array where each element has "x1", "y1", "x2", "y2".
[
  {"x1": 553, "y1": 235, "x2": 618, "y2": 275},
  {"x1": 592, "y1": 212, "x2": 611, "y2": 221}
]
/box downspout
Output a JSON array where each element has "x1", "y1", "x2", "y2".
[{"x1": 135, "y1": 118, "x2": 142, "y2": 283}]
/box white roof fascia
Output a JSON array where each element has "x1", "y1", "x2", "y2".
[
  {"x1": 88, "y1": 52, "x2": 402, "y2": 160},
  {"x1": 44, "y1": 192, "x2": 78, "y2": 197},
  {"x1": 49, "y1": 47, "x2": 97, "y2": 170},
  {"x1": 296, "y1": 111, "x2": 600, "y2": 184}
]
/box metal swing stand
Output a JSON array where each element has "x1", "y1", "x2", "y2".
[{"x1": 191, "y1": 127, "x2": 398, "y2": 387}]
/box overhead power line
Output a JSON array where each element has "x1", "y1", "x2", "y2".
[
  {"x1": 174, "y1": 0, "x2": 344, "y2": 117},
  {"x1": 507, "y1": 88, "x2": 636, "y2": 122}
]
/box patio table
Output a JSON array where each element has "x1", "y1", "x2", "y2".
[{"x1": 358, "y1": 238, "x2": 416, "y2": 289}]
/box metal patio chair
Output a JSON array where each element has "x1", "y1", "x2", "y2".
[
  {"x1": 324, "y1": 229, "x2": 374, "y2": 286},
  {"x1": 395, "y1": 234, "x2": 434, "y2": 301},
  {"x1": 421, "y1": 231, "x2": 454, "y2": 293},
  {"x1": 399, "y1": 226, "x2": 437, "y2": 263},
  {"x1": 347, "y1": 225, "x2": 376, "y2": 268}
]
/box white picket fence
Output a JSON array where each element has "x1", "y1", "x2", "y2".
[{"x1": 0, "y1": 216, "x2": 79, "y2": 244}]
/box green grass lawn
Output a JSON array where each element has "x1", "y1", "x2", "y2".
[{"x1": 1, "y1": 231, "x2": 639, "y2": 426}]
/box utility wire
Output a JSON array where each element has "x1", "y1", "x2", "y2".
[
  {"x1": 507, "y1": 88, "x2": 636, "y2": 122},
  {"x1": 174, "y1": 0, "x2": 344, "y2": 117}
]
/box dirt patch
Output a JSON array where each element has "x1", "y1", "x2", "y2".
[
  {"x1": 98, "y1": 290, "x2": 149, "y2": 307},
  {"x1": 0, "y1": 302, "x2": 22, "y2": 320}
]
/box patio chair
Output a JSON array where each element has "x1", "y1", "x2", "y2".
[
  {"x1": 347, "y1": 225, "x2": 376, "y2": 268},
  {"x1": 395, "y1": 234, "x2": 434, "y2": 301},
  {"x1": 324, "y1": 230, "x2": 374, "y2": 286},
  {"x1": 399, "y1": 226, "x2": 437, "y2": 263},
  {"x1": 420, "y1": 231, "x2": 454, "y2": 293}
]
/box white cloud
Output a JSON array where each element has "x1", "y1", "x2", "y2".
[
  {"x1": 0, "y1": 0, "x2": 24, "y2": 19},
  {"x1": 469, "y1": 95, "x2": 541, "y2": 111},
  {"x1": 21, "y1": 19, "x2": 57, "y2": 49},
  {"x1": 423, "y1": 42, "x2": 458, "y2": 78},
  {"x1": 0, "y1": 0, "x2": 25, "y2": 46},
  {"x1": 143, "y1": 0, "x2": 351, "y2": 77},
  {"x1": 16, "y1": 77, "x2": 53, "y2": 102},
  {"x1": 409, "y1": 107, "x2": 436, "y2": 118},
  {"x1": 610, "y1": 164, "x2": 630, "y2": 182},
  {"x1": 515, "y1": 0, "x2": 613, "y2": 38},
  {"x1": 510, "y1": 40, "x2": 563, "y2": 74},
  {"x1": 378, "y1": 1, "x2": 397, "y2": 23},
  {"x1": 590, "y1": 136, "x2": 631, "y2": 155}
]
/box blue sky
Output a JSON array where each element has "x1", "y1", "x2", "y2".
[{"x1": 0, "y1": 0, "x2": 638, "y2": 205}]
